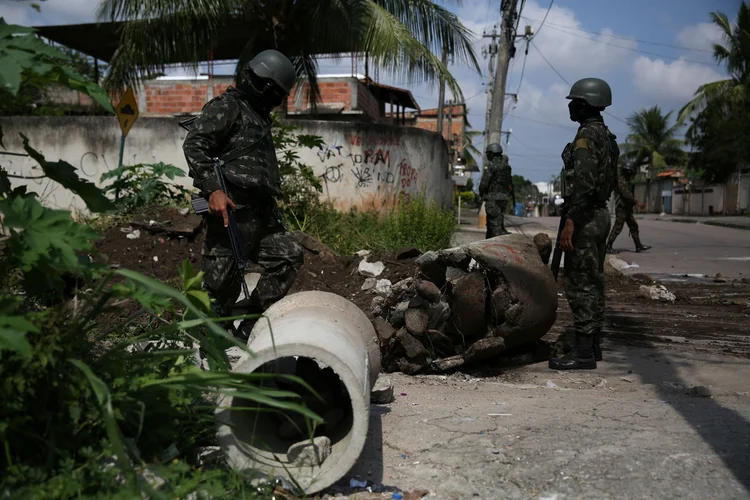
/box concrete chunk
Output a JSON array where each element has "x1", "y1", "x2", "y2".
[{"x1": 287, "y1": 436, "x2": 332, "y2": 467}]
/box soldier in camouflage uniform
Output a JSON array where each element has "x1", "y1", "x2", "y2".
[
  {"x1": 183, "y1": 49, "x2": 303, "y2": 340},
  {"x1": 606, "y1": 163, "x2": 651, "y2": 254},
  {"x1": 549, "y1": 78, "x2": 619, "y2": 371},
  {"x1": 479, "y1": 143, "x2": 514, "y2": 238}
]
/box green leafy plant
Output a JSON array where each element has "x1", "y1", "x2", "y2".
[
  {"x1": 100, "y1": 161, "x2": 192, "y2": 213},
  {"x1": 0, "y1": 18, "x2": 113, "y2": 119},
  {"x1": 0, "y1": 20, "x2": 320, "y2": 498},
  {"x1": 271, "y1": 114, "x2": 324, "y2": 218}
]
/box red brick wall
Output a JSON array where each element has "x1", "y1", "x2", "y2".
[
  {"x1": 415, "y1": 116, "x2": 465, "y2": 151},
  {"x1": 54, "y1": 77, "x2": 386, "y2": 122},
  {"x1": 287, "y1": 80, "x2": 354, "y2": 112},
  {"x1": 144, "y1": 83, "x2": 210, "y2": 115}
]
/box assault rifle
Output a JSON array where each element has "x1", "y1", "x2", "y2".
[
  {"x1": 179, "y1": 115, "x2": 272, "y2": 301},
  {"x1": 550, "y1": 205, "x2": 567, "y2": 281}
]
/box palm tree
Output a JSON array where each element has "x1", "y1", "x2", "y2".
[
  {"x1": 620, "y1": 106, "x2": 686, "y2": 172},
  {"x1": 97, "y1": 0, "x2": 480, "y2": 103},
  {"x1": 677, "y1": 2, "x2": 750, "y2": 125}
]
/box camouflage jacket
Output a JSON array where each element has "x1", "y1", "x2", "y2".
[
  {"x1": 183, "y1": 87, "x2": 280, "y2": 202},
  {"x1": 563, "y1": 116, "x2": 619, "y2": 226},
  {"x1": 479, "y1": 155, "x2": 513, "y2": 201},
  {"x1": 614, "y1": 173, "x2": 637, "y2": 209}
]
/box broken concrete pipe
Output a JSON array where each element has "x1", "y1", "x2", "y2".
[
  {"x1": 216, "y1": 291, "x2": 381, "y2": 495},
  {"x1": 378, "y1": 234, "x2": 558, "y2": 374}
]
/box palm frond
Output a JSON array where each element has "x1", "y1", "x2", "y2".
[
  {"x1": 677, "y1": 79, "x2": 735, "y2": 124},
  {"x1": 357, "y1": 0, "x2": 465, "y2": 99},
  {"x1": 372, "y1": 0, "x2": 480, "y2": 72}
]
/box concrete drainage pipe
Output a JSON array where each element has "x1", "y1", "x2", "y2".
[{"x1": 216, "y1": 291, "x2": 381, "y2": 494}]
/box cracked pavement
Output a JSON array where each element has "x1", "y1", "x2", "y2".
[{"x1": 339, "y1": 344, "x2": 750, "y2": 500}]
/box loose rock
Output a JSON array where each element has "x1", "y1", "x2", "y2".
[
  {"x1": 358, "y1": 259, "x2": 385, "y2": 278},
  {"x1": 371, "y1": 375, "x2": 395, "y2": 404},
  {"x1": 374, "y1": 279, "x2": 392, "y2": 296},
  {"x1": 638, "y1": 284, "x2": 676, "y2": 303},
  {"x1": 415, "y1": 279, "x2": 441, "y2": 303},
  {"x1": 361, "y1": 278, "x2": 377, "y2": 291},
  {"x1": 389, "y1": 301, "x2": 410, "y2": 328},
  {"x1": 372, "y1": 317, "x2": 396, "y2": 344},
  {"x1": 404, "y1": 308, "x2": 429, "y2": 335},
  {"x1": 533, "y1": 232, "x2": 553, "y2": 265},
  {"x1": 287, "y1": 436, "x2": 332, "y2": 467},
  {"x1": 371, "y1": 296, "x2": 386, "y2": 316}
]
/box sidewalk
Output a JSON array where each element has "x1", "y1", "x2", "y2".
[
  {"x1": 636, "y1": 214, "x2": 750, "y2": 231},
  {"x1": 458, "y1": 212, "x2": 554, "y2": 236}
]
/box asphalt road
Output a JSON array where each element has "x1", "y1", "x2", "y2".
[{"x1": 528, "y1": 216, "x2": 750, "y2": 279}]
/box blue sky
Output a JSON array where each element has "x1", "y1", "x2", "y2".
[{"x1": 1, "y1": 0, "x2": 739, "y2": 184}]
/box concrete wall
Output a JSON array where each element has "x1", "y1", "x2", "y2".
[
  {"x1": 672, "y1": 184, "x2": 727, "y2": 215},
  {"x1": 0, "y1": 116, "x2": 452, "y2": 215},
  {"x1": 286, "y1": 119, "x2": 453, "y2": 212}
]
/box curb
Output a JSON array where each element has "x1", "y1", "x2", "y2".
[{"x1": 642, "y1": 217, "x2": 750, "y2": 231}]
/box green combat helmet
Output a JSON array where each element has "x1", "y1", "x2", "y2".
[
  {"x1": 566, "y1": 77, "x2": 612, "y2": 108},
  {"x1": 247, "y1": 49, "x2": 297, "y2": 95},
  {"x1": 486, "y1": 143, "x2": 503, "y2": 158}
]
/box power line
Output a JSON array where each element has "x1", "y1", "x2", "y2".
[
  {"x1": 506, "y1": 113, "x2": 575, "y2": 130},
  {"x1": 529, "y1": 40, "x2": 569, "y2": 84},
  {"x1": 529, "y1": 41, "x2": 630, "y2": 127},
  {"x1": 521, "y1": 15, "x2": 714, "y2": 53},
  {"x1": 533, "y1": 23, "x2": 718, "y2": 67},
  {"x1": 531, "y1": 0, "x2": 554, "y2": 40},
  {"x1": 515, "y1": 40, "x2": 530, "y2": 94}
]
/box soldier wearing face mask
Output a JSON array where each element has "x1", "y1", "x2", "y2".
[
  {"x1": 183, "y1": 49, "x2": 303, "y2": 340},
  {"x1": 550, "y1": 77, "x2": 619, "y2": 371}
]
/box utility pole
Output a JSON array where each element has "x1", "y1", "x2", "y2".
[
  {"x1": 487, "y1": 0, "x2": 519, "y2": 147},
  {"x1": 482, "y1": 26, "x2": 499, "y2": 162},
  {"x1": 436, "y1": 40, "x2": 448, "y2": 136}
]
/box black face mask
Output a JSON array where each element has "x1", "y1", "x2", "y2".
[
  {"x1": 238, "y1": 72, "x2": 287, "y2": 114},
  {"x1": 568, "y1": 99, "x2": 587, "y2": 122}
]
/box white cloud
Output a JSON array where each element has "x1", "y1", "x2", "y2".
[
  {"x1": 515, "y1": 1, "x2": 637, "y2": 76},
  {"x1": 0, "y1": 0, "x2": 100, "y2": 26},
  {"x1": 676, "y1": 21, "x2": 724, "y2": 52},
  {"x1": 631, "y1": 56, "x2": 724, "y2": 102}
]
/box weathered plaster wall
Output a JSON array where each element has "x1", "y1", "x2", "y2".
[{"x1": 0, "y1": 116, "x2": 452, "y2": 214}]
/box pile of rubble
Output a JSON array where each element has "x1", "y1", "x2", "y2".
[{"x1": 365, "y1": 233, "x2": 559, "y2": 374}]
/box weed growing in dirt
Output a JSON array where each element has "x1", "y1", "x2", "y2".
[
  {"x1": 100, "y1": 161, "x2": 193, "y2": 214},
  {"x1": 285, "y1": 193, "x2": 457, "y2": 255}
]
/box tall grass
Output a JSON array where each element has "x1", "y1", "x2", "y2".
[{"x1": 284, "y1": 193, "x2": 457, "y2": 255}]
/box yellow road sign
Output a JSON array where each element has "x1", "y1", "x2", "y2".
[{"x1": 116, "y1": 87, "x2": 139, "y2": 137}]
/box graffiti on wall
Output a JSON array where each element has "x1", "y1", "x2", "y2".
[{"x1": 311, "y1": 134, "x2": 421, "y2": 207}]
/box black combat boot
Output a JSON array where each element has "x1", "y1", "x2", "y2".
[
  {"x1": 606, "y1": 243, "x2": 618, "y2": 254},
  {"x1": 633, "y1": 235, "x2": 651, "y2": 253},
  {"x1": 562, "y1": 328, "x2": 575, "y2": 354},
  {"x1": 593, "y1": 330, "x2": 602, "y2": 362},
  {"x1": 549, "y1": 334, "x2": 597, "y2": 370}
]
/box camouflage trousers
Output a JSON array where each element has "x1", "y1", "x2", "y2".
[
  {"x1": 485, "y1": 198, "x2": 508, "y2": 238},
  {"x1": 200, "y1": 200, "x2": 303, "y2": 321},
  {"x1": 606, "y1": 205, "x2": 639, "y2": 247},
  {"x1": 565, "y1": 207, "x2": 611, "y2": 336}
]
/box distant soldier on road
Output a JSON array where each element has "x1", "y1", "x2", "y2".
[
  {"x1": 479, "y1": 143, "x2": 514, "y2": 238},
  {"x1": 183, "y1": 49, "x2": 303, "y2": 340},
  {"x1": 606, "y1": 163, "x2": 652, "y2": 254},
  {"x1": 549, "y1": 77, "x2": 619, "y2": 371}
]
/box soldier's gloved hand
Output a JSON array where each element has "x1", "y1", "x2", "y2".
[{"x1": 208, "y1": 190, "x2": 236, "y2": 228}]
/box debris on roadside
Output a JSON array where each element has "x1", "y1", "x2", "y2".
[
  {"x1": 638, "y1": 284, "x2": 676, "y2": 303},
  {"x1": 358, "y1": 259, "x2": 385, "y2": 278},
  {"x1": 369, "y1": 234, "x2": 558, "y2": 375}
]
